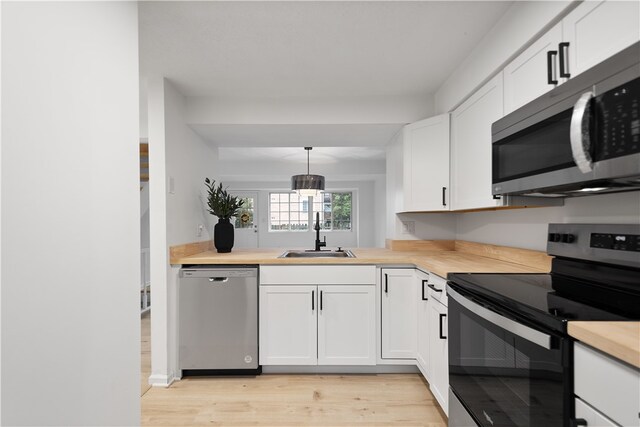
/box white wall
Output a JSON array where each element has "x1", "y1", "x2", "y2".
[
  {"x1": 2, "y1": 2, "x2": 140, "y2": 425},
  {"x1": 456, "y1": 192, "x2": 640, "y2": 251},
  {"x1": 225, "y1": 179, "x2": 381, "y2": 249},
  {"x1": 147, "y1": 77, "x2": 219, "y2": 386},
  {"x1": 434, "y1": 1, "x2": 574, "y2": 113}
]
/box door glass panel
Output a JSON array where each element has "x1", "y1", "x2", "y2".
[
  {"x1": 234, "y1": 197, "x2": 254, "y2": 229},
  {"x1": 493, "y1": 109, "x2": 575, "y2": 183}
]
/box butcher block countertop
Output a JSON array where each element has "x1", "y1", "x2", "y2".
[
  {"x1": 170, "y1": 240, "x2": 551, "y2": 278},
  {"x1": 569, "y1": 321, "x2": 640, "y2": 369}
]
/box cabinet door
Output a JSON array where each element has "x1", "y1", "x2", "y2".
[
  {"x1": 564, "y1": 0, "x2": 640, "y2": 79},
  {"x1": 451, "y1": 72, "x2": 504, "y2": 211},
  {"x1": 381, "y1": 269, "x2": 417, "y2": 359},
  {"x1": 503, "y1": 22, "x2": 563, "y2": 115},
  {"x1": 403, "y1": 114, "x2": 450, "y2": 211},
  {"x1": 259, "y1": 285, "x2": 317, "y2": 365},
  {"x1": 428, "y1": 299, "x2": 449, "y2": 415},
  {"x1": 416, "y1": 272, "x2": 430, "y2": 379},
  {"x1": 317, "y1": 285, "x2": 376, "y2": 365}
]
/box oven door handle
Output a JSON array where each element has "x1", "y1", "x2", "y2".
[{"x1": 448, "y1": 287, "x2": 552, "y2": 350}]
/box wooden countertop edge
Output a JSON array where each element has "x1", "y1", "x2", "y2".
[{"x1": 568, "y1": 321, "x2": 640, "y2": 369}]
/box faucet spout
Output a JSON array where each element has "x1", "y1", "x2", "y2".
[{"x1": 314, "y1": 212, "x2": 326, "y2": 251}]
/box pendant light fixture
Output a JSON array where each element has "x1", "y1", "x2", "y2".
[{"x1": 291, "y1": 147, "x2": 325, "y2": 198}]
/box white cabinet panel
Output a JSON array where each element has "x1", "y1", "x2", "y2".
[
  {"x1": 317, "y1": 285, "x2": 376, "y2": 365},
  {"x1": 504, "y1": 22, "x2": 563, "y2": 115},
  {"x1": 451, "y1": 72, "x2": 504, "y2": 211},
  {"x1": 403, "y1": 114, "x2": 450, "y2": 211},
  {"x1": 564, "y1": 0, "x2": 640, "y2": 78},
  {"x1": 574, "y1": 342, "x2": 640, "y2": 427},
  {"x1": 259, "y1": 285, "x2": 317, "y2": 365},
  {"x1": 416, "y1": 271, "x2": 430, "y2": 379},
  {"x1": 260, "y1": 265, "x2": 376, "y2": 285},
  {"x1": 575, "y1": 398, "x2": 618, "y2": 427},
  {"x1": 381, "y1": 269, "x2": 417, "y2": 359},
  {"x1": 428, "y1": 298, "x2": 449, "y2": 415}
]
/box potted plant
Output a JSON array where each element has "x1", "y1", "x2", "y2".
[{"x1": 204, "y1": 178, "x2": 243, "y2": 253}]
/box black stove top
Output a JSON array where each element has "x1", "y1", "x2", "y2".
[
  {"x1": 448, "y1": 224, "x2": 640, "y2": 334},
  {"x1": 448, "y1": 271, "x2": 637, "y2": 334}
]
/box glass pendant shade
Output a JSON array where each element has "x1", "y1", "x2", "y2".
[{"x1": 291, "y1": 147, "x2": 325, "y2": 197}]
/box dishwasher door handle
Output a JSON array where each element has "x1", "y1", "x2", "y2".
[{"x1": 208, "y1": 277, "x2": 229, "y2": 283}]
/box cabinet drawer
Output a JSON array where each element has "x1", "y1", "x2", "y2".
[
  {"x1": 427, "y1": 273, "x2": 447, "y2": 306},
  {"x1": 574, "y1": 397, "x2": 618, "y2": 427},
  {"x1": 574, "y1": 342, "x2": 640, "y2": 427}
]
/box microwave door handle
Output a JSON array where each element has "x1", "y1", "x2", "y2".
[
  {"x1": 448, "y1": 287, "x2": 552, "y2": 350},
  {"x1": 570, "y1": 91, "x2": 595, "y2": 173}
]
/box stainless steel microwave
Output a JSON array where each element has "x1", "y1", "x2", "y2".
[{"x1": 492, "y1": 42, "x2": 640, "y2": 197}]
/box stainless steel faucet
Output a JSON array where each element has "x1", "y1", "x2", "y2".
[{"x1": 314, "y1": 212, "x2": 326, "y2": 251}]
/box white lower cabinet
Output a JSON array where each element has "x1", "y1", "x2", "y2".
[
  {"x1": 259, "y1": 284, "x2": 376, "y2": 366},
  {"x1": 416, "y1": 270, "x2": 430, "y2": 378},
  {"x1": 317, "y1": 285, "x2": 376, "y2": 365},
  {"x1": 574, "y1": 342, "x2": 640, "y2": 427},
  {"x1": 381, "y1": 268, "x2": 417, "y2": 359},
  {"x1": 428, "y1": 295, "x2": 448, "y2": 415},
  {"x1": 259, "y1": 285, "x2": 318, "y2": 365}
]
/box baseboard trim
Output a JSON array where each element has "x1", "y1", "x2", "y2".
[
  {"x1": 148, "y1": 373, "x2": 175, "y2": 387},
  {"x1": 262, "y1": 365, "x2": 419, "y2": 374}
]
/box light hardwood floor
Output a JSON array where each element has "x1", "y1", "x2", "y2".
[
  {"x1": 141, "y1": 312, "x2": 151, "y2": 396},
  {"x1": 140, "y1": 311, "x2": 446, "y2": 426},
  {"x1": 141, "y1": 373, "x2": 447, "y2": 426}
]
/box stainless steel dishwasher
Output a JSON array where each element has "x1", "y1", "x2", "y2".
[{"x1": 179, "y1": 265, "x2": 259, "y2": 375}]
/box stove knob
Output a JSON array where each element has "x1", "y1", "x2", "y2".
[
  {"x1": 562, "y1": 234, "x2": 575, "y2": 243},
  {"x1": 548, "y1": 233, "x2": 562, "y2": 242}
]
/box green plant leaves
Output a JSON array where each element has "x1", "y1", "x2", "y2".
[{"x1": 204, "y1": 178, "x2": 244, "y2": 220}]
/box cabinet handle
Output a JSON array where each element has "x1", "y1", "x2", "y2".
[
  {"x1": 320, "y1": 290, "x2": 323, "y2": 311},
  {"x1": 442, "y1": 187, "x2": 447, "y2": 207},
  {"x1": 559, "y1": 42, "x2": 570, "y2": 78},
  {"x1": 384, "y1": 273, "x2": 388, "y2": 293},
  {"x1": 439, "y1": 313, "x2": 447, "y2": 339},
  {"x1": 428, "y1": 283, "x2": 442, "y2": 293},
  {"x1": 421, "y1": 280, "x2": 429, "y2": 301},
  {"x1": 547, "y1": 50, "x2": 558, "y2": 85},
  {"x1": 312, "y1": 290, "x2": 315, "y2": 311},
  {"x1": 570, "y1": 419, "x2": 587, "y2": 427}
]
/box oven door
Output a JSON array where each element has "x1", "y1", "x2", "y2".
[{"x1": 448, "y1": 285, "x2": 571, "y2": 427}]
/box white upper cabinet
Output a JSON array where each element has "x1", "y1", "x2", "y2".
[
  {"x1": 504, "y1": 0, "x2": 639, "y2": 115},
  {"x1": 451, "y1": 72, "x2": 504, "y2": 211},
  {"x1": 402, "y1": 114, "x2": 451, "y2": 212},
  {"x1": 504, "y1": 23, "x2": 563, "y2": 115},
  {"x1": 563, "y1": 0, "x2": 640, "y2": 78}
]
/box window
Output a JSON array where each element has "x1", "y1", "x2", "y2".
[
  {"x1": 268, "y1": 191, "x2": 353, "y2": 232},
  {"x1": 269, "y1": 192, "x2": 309, "y2": 231},
  {"x1": 313, "y1": 192, "x2": 352, "y2": 231},
  {"x1": 234, "y1": 196, "x2": 255, "y2": 229}
]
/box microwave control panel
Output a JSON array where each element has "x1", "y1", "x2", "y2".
[{"x1": 597, "y1": 77, "x2": 640, "y2": 160}]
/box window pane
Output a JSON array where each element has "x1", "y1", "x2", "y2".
[
  {"x1": 234, "y1": 196, "x2": 255, "y2": 229},
  {"x1": 312, "y1": 192, "x2": 352, "y2": 231},
  {"x1": 268, "y1": 192, "x2": 309, "y2": 232}
]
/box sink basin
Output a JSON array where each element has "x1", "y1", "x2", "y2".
[{"x1": 278, "y1": 249, "x2": 356, "y2": 258}]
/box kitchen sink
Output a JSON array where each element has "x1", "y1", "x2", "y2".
[{"x1": 278, "y1": 249, "x2": 356, "y2": 258}]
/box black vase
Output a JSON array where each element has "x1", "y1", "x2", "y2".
[{"x1": 214, "y1": 218, "x2": 234, "y2": 253}]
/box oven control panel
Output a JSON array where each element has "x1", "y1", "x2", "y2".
[
  {"x1": 547, "y1": 224, "x2": 640, "y2": 268},
  {"x1": 590, "y1": 233, "x2": 640, "y2": 252}
]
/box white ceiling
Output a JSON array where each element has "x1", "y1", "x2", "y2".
[
  {"x1": 219, "y1": 146, "x2": 386, "y2": 163},
  {"x1": 139, "y1": 1, "x2": 512, "y2": 161},
  {"x1": 190, "y1": 123, "x2": 403, "y2": 147},
  {"x1": 139, "y1": 1, "x2": 512, "y2": 99}
]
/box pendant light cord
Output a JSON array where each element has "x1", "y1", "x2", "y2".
[{"x1": 307, "y1": 148, "x2": 310, "y2": 175}]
